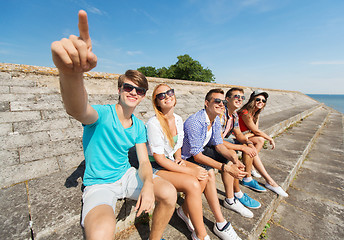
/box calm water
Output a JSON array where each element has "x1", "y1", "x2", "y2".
[{"x1": 307, "y1": 94, "x2": 344, "y2": 114}]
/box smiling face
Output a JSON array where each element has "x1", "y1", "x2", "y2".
[
  {"x1": 118, "y1": 80, "x2": 145, "y2": 108},
  {"x1": 205, "y1": 92, "x2": 226, "y2": 118},
  {"x1": 154, "y1": 85, "x2": 176, "y2": 112},
  {"x1": 226, "y1": 90, "x2": 245, "y2": 111},
  {"x1": 254, "y1": 95, "x2": 266, "y2": 109}
]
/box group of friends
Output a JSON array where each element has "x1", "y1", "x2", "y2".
[{"x1": 51, "y1": 10, "x2": 288, "y2": 240}]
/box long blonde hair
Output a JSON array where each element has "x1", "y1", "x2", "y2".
[{"x1": 152, "y1": 84, "x2": 177, "y2": 148}]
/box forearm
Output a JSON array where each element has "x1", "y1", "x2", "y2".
[
  {"x1": 59, "y1": 72, "x2": 88, "y2": 118},
  {"x1": 138, "y1": 160, "x2": 154, "y2": 184}
]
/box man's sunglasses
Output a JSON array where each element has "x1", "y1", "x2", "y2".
[
  {"x1": 213, "y1": 98, "x2": 228, "y2": 105},
  {"x1": 255, "y1": 98, "x2": 266, "y2": 103},
  {"x1": 229, "y1": 94, "x2": 245, "y2": 100},
  {"x1": 156, "y1": 89, "x2": 175, "y2": 100},
  {"x1": 122, "y1": 83, "x2": 147, "y2": 96}
]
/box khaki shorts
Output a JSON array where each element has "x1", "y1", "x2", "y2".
[{"x1": 81, "y1": 167, "x2": 158, "y2": 226}]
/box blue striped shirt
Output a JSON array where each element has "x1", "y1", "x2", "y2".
[{"x1": 181, "y1": 109, "x2": 223, "y2": 159}]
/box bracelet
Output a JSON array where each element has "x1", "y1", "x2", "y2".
[{"x1": 221, "y1": 163, "x2": 225, "y2": 172}]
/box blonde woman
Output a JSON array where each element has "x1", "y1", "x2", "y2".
[
  {"x1": 238, "y1": 90, "x2": 288, "y2": 196},
  {"x1": 146, "y1": 84, "x2": 210, "y2": 240}
]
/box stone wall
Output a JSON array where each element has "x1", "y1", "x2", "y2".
[{"x1": 0, "y1": 63, "x2": 318, "y2": 188}]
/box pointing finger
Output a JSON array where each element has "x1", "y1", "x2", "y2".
[{"x1": 78, "y1": 10, "x2": 92, "y2": 49}]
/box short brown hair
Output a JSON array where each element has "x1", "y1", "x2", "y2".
[
  {"x1": 205, "y1": 88, "x2": 224, "y2": 102},
  {"x1": 118, "y1": 70, "x2": 148, "y2": 90},
  {"x1": 225, "y1": 88, "x2": 244, "y2": 98}
]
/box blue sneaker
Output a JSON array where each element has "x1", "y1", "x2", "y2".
[
  {"x1": 241, "y1": 179, "x2": 267, "y2": 192},
  {"x1": 236, "y1": 193, "x2": 261, "y2": 209}
]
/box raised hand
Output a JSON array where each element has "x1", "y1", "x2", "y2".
[{"x1": 51, "y1": 10, "x2": 97, "y2": 75}]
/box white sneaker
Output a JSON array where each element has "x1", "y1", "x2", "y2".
[
  {"x1": 177, "y1": 207, "x2": 195, "y2": 232},
  {"x1": 223, "y1": 198, "x2": 253, "y2": 218},
  {"x1": 265, "y1": 183, "x2": 289, "y2": 197},
  {"x1": 213, "y1": 222, "x2": 242, "y2": 240},
  {"x1": 191, "y1": 231, "x2": 211, "y2": 240},
  {"x1": 251, "y1": 169, "x2": 261, "y2": 178}
]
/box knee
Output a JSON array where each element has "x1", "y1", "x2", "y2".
[
  {"x1": 185, "y1": 177, "x2": 202, "y2": 194},
  {"x1": 156, "y1": 180, "x2": 177, "y2": 206},
  {"x1": 85, "y1": 216, "x2": 116, "y2": 240},
  {"x1": 207, "y1": 170, "x2": 216, "y2": 183}
]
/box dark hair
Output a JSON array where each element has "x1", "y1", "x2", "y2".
[
  {"x1": 225, "y1": 88, "x2": 244, "y2": 99},
  {"x1": 205, "y1": 88, "x2": 224, "y2": 101},
  {"x1": 238, "y1": 92, "x2": 267, "y2": 123},
  {"x1": 204, "y1": 88, "x2": 224, "y2": 109},
  {"x1": 118, "y1": 70, "x2": 148, "y2": 90}
]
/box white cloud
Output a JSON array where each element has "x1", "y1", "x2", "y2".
[
  {"x1": 310, "y1": 61, "x2": 344, "y2": 65},
  {"x1": 126, "y1": 50, "x2": 143, "y2": 56},
  {"x1": 86, "y1": 6, "x2": 104, "y2": 15}
]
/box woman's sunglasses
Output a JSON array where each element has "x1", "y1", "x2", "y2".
[
  {"x1": 255, "y1": 98, "x2": 266, "y2": 103},
  {"x1": 229, "y1": 94, "x2": 246, "y2": 100},
  {"x1": 122, "y1": 83, "x2": 147, "y2": 96},
  {"x1": 156, "y1": 89, "x2": 175, "y2": 100},
  {"x1": 213, "y1": 98, "x2": 228, "y2": 105}
]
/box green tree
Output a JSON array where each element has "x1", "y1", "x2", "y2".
[
  {"x1": 170, "y1": 54, "x2": 215, "y2": 82},
  {"x1": 137, "y1": 54, "x2": 215, "y2": 82},
  {"x1": 137, "y1": 66, "x2": 158, "y2": 77}
]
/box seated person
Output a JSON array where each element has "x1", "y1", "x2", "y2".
[
  {"x1": 237, "y1": 90, "x2": 288, "y2": 197},
  {"x1": 182, "y1": 88, "x2": 247, "y2": 240},
  {"x1": 220, "y1": 88, "x2": 265, "y2": 217},
  {"x1": 146, "y1": 84, "x2": 210, "y2": 240},
  {"x1": 51, "y1": 10, "x2": 177, "y2": 240}
]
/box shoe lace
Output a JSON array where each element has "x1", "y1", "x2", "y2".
[{"x1": 221, "y1": 222, "x2": 238, "y2": 238}]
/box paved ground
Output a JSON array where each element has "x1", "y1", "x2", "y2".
[{"x1": 265, "y1": 111, "x2": 344, "y2": 240}]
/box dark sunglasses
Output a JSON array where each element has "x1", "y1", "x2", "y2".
[
  {"x1": 213, "y1": 98, "x2": 228, "y2": 105},
  {"x1": 255, "y1": 98, "x2": 266, "y2": 103},
  {"x1": 229, "y1": 94, "x2": 245, "y2": 100},
  {"x1": 156, "y1": 89, "x2": 175, "y2": 100},
  {"x1": 122, "y1": 83, "x2": 147, "y2": 96}
]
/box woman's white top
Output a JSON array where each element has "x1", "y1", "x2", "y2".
[{"x1": 146, "y1": 113, "x2": 184, "y2": 161}]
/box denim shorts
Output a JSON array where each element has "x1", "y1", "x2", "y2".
[
  {"x1": 224, "y1": 137, "x2": 240, "y2": 145},
  {"x1": 186, "y1": 146, "x2": 229, "y2": 171},
  {"x1": 81, "y1": 167, "x2": 158, "y2": 226}
]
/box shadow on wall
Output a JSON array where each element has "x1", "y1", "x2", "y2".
[{"x1": 65, "y1": 160, "x2": 85, "y2": 189}]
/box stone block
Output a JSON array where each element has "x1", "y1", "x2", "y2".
[
  {"x1": 0, "y1": 122, "x2": 12, "y2": 135},
  {"x1": 41, "y1": 109, "x2": 69, "y2": 119},
  {"x1": 0, "y1": 183, "x2": 31, "y2": 239},
  {"x1": 0, "y1": 71, "x2": 11, "y2": 80},
  {"x1": 0, "y1": 111, "x2": 41, "y2": 123},
  {"x1": 20, "y1": 139, "x2": 83, "y2": 163},
  {"x1": 48, "y1": 126, "x2": 83, "y2": 141},
  {"x1": 10, "y1": 100, "x2": 64, "y2": 111},
  {"x1": 10, "y1": 86, "x2": 58, "y2": 94},
  {"x1": 0, "y1": 149, "x2": 20, "y2": 166},
  {"x1": 29, "y1": 168, "x2": 84, "y2": 239},
  {"x1": 13, "y1": 118, "x2": 72, "y2": 133},
  {"x1": 57, "y1": 151, "x2": 85, "y2": 170},
  {"x1": 0, "y1": 85, "x2": 9, "y2": 93},
  {"x1": 0, "y1": 93, "x2": 36, "y2": 102},
  {"x1": 1, "y1": 77, "x2": 37, "y2": 87},
  {"x1": 0, "y1": 101, "x2": 10, "y2": 112},
  {"x1": 0, "y1": 157, "x2": 60, "y2": 188},
  {"x1": 0, "y1": 131, "x2": 50, "y2": 150}
]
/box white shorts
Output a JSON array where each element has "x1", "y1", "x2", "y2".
[{"x1": 81, "y1": 167, "x2": 158, "y2": 226}]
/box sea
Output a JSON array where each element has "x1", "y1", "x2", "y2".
[{"x1": 307, "y1": 94, "x2": 344, "y2": 114}]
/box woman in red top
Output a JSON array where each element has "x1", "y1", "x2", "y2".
[{"x1": 238, "y1": 90, "x2": 288, "y2": 197}]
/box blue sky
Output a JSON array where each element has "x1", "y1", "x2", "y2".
[{"x1": 1, "y1": 0, "x2": 343, "y2": 94}]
